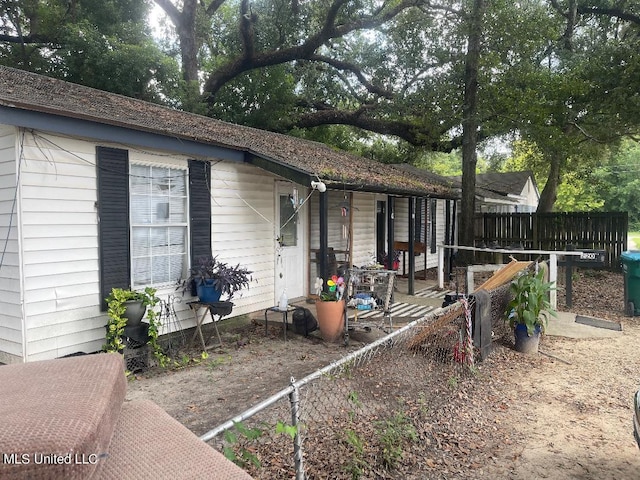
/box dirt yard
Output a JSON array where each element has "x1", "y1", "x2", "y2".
[{"x1": 126, "y1": 268, "x2": 640, "y2": 478}]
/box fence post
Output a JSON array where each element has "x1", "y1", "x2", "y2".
[
  {"x1": 289, "y1": 377, "x2": 305, "y2": 480},
  {"x1": 473, "y1": 289, "x2": 492, "y2": 360}
]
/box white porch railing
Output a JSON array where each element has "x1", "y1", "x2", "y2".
[{"x1": 437, "y1": 244, "x2": 587, "y2": 309}]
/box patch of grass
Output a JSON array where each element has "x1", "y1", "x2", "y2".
[
  {"x1": 207, "y1": 354, "x2": 232, "y2": 371},
  {"x1": 629, "y1": 231, "x2": 640, "y2": 249}
]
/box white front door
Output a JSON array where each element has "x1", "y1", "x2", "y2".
[{"x1": 275, "y1": 182, "x2": 306, "y2": 303}]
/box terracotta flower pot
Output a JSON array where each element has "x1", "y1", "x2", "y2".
[{"x1": 316, "y1": 300, "x2": 345, "y2": 343}]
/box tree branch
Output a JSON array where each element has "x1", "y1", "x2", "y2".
[
  {"x1": 286, "y1": 106, "x2": 458, "y2": 151},
  {"x1": 206, "y1": 0, "x2": 227, "y2": 16},
  {"x1": 0, "y1": 33, "x2": 55, "y2": 44},
  {"x1": 203, "y1": 0, "x2": 420, "y2": 98},
  {"x1": 153, "y1": 0, "x2": 182, "y2": 26},
  {"x1": 308, "y1": 54, "x2": 394, "y2": 99},
  {"x1": 576, "y1": 5, "x2": 640, "y2": 25}
]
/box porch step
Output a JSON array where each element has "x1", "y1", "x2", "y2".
[
  {"x1": 413, "y1": 286, "x2": 456, "y2": 299},
  {"x1": 0, "y1": 354, "x2": 253, "y2": 480},
  {"x1": 0, "y1": 353, "x2": 126, "y2": 480},
  {"x1": 349, "y1": 302, "x2": 437, "y2": 321},
  {"x1": 94, "y1": 400, "x2": 252, "y2": 480}
]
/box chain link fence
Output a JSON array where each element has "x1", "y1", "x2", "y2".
[{"x1": 200, "y1": 295, "x2": 507, "y2": 479}]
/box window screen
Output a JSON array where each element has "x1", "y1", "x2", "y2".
[{"x1": 130, "y1": 164, "x2": 188, "y2": 286}]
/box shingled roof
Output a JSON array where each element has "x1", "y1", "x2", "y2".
[
  {"x1": 474, "y1": 171, "x2": 536, "y2": 197},
  {"x1": 0, "y1": 66, "x2": 456, "y2": 199}
]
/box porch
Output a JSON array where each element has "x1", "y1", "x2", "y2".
[{"x1": 250, "y1": 272, "x2": 456, "y2": 344}]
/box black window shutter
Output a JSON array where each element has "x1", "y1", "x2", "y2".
[
  {"x1": 189, "y1": 159, "x2": 212, "y2": 264},
  {"x1": 96, "y1": 147, "x2": 130, "y2": 311},
  {"x1": 414, "y1": 198, "x2": 423, "y2": 243}
]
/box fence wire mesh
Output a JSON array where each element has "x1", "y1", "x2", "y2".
[
  {"x1": 202, "y1": 300, "x2": 493, "y2": 479},
  {"x1": 488, "y1": 283, "x2": 513, "y2": 340}
]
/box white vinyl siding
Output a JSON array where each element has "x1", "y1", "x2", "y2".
[
  {"x1": 427, "y1": 199, "x2": 447, "y2": 269},
  {"x1": 18, "y1": 131, "x2": 102, "y2": 360},
  {"x1": 394, "y1": 197, "x2": 409, "y2": 272},
  {"x1": 16, "y1": 132, "x2": 202, "y2": 360},
  {"x1": 351, "y1": 193, "x2": 376, "y2": 268},
  {"x1": 384, "y1": 196, "x2": 448, "y2": 272},
  {"x1": 0, "y1": 125, "x2": 22, "y2": 363},
  {"x1": 210, "y1": 161, "x2": 278, "y2": 315},
  {"x1": 309, "y1": 190, "x2": 353, "y2": 285}
]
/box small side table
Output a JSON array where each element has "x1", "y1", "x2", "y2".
[
  {"x1": 187, "y1": 301, "x2": 233, "y2": 350},
  {"x1": 264, "y1": 305, "x2": 297, "y2": 341}
]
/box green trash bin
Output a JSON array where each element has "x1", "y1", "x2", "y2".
[{"x1": 621, "y1": 251, "x2": 640, "y2": 316}]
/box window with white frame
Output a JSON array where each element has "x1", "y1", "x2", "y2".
[{"x1": 130, "y1": 164, "x2": 188, "y2": 287}]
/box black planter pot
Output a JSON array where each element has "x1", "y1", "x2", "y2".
[{"x1": 123, "y1": 300, "x2": 146, "y2": 327}]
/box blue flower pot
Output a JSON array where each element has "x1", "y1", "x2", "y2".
[
  {"x1": 196, "y1": 279, "x2": 223, "y2": 303},
  {"x1": 514, "y1": 323, "x2": 541, "y2": 354}
]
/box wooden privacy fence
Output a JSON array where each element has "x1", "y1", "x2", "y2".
[{"x1": 473, "y1": 212, "x2": 628, "y2": 268}]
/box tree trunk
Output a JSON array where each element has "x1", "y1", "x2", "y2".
[
  {"x1": 177, "y1": 0, "x2": 199, "y2": 83},
  {"x1": 155, "y1": 0, "x2": 199, "y2": 83},
  {"x1": 537, "y1": 151, "x2": 563, "y2": 212},
  {"x1": 459, "y1": 0, "x2": 485, "y2": 260}
]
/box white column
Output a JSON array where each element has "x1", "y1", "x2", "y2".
[{"x1": 438, "y1": 245, "x2": 445, "y2": 289}]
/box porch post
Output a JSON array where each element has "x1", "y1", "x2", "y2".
[
  {"x1": 386, "y1": 196, "x2": 395, "y2": 271},
  {"x1": 445, "y1": 200, "x2": 452, "y2": 281},
  {"x1": 408, "y1": 196, "x2": 415, "y2": 295},
  {"x1": 548, "y1": 253, "x2": 558, "y2": 309},
  {"x1": 319, "y1": 190, "x2": 329, "y2": 286}
]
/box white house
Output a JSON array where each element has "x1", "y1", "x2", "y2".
[
  {"x1": 452, "y1": 171, "x2": 540, "y2": 213},
  {"x1": 0, "y1": 66, "x2": 456, "y2": 363}
]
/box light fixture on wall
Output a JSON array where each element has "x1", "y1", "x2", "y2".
[{"x1": 311, "y1": 180, "x2": 326, "y2": 193}]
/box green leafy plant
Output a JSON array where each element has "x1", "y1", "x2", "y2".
[
  {"x1": 275, "y1": 421, "x2": 298, "y2": 440},
  {"x1": 104, "y1": 287, "x2": 168, "y2": 367},
  {"x1": 506, "y1": 268, "x2": 558, "y2": 336},
  {"x1": 347, "y1": 391, "x2": 362, "y2": 421},
  {"x1": 206, "y1": 354, "x2": 231, "y2": 372},
  {"x1": 178, "y1": 255, "x2": 254, "y2": 300},
  {"x1": 222, "y1": 421, "x2": 263, "y2": 469},
  {"x1": 344, "y1": 428, "x2": 369, "y2": 479},
  {"x1": 375, "y1": 412, "x2": 417, "y2": 469}
]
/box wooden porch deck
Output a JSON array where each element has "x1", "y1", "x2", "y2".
[{"x1": 250, "y1": 276, "x2": 457, "y2": 337}]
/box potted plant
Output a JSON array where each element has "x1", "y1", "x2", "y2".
[
  {"x1": 104, "y1": 287, "x2": 168, "y2": 367},
  {"x1": 381, "y1": 251, "x2": 400, "y2": 271},
  {"x1": 505, "y1": 267, "x2": 557, "y2": 354},
  {"x1": 179, "y1": 255, "x2": 254, "y2": 303},
  {"x1": 315, "y1": 275, "x2": 346, "y2": 343},
  {"x1": 113, "y1": 289, "x2": 150, "y2": 326}
]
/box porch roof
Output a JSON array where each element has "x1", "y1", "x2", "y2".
[{"x1": 0, "y1": 66, "x2": 457, "y2": 199}]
